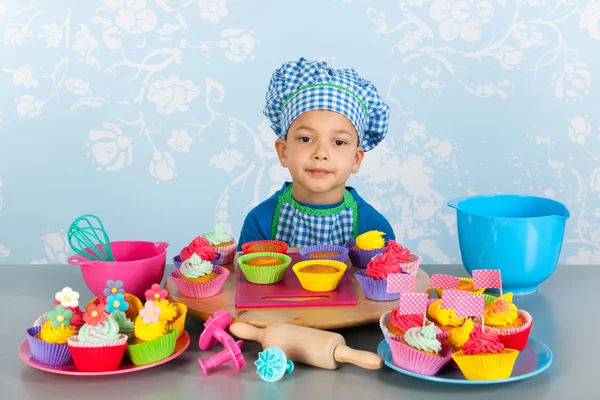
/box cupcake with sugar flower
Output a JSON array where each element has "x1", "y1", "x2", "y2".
[
  {"x1": 169, "y1": 253, "x2": 230, "y2": 299},
  {"x1": 87, "y1": 280, "x2": 143, "y2": 321},
  {"x1": 451, "y1": 324, "x2": 520, "y2": 380},
  {"x1": 46, "y1": 287, "x2": 85, "y2": 329},
  {"x1": 355, "y1": 240, "x2": 420, "y2": 301},
  {"x1": 126, "y1": 300, "x2": 178, "y2": 366},
  {"x1": 202, "y1": 224, "x2": 238, "y2": 264},
  {"x1": 67, "y1": 303, "x2": 129, "y2": 372},
  {"x1": 344, "y1": 230, "x2": 387, "y2": 268},
  {"x1": 386, "y1": 323, "x2": 454, "y2": 376},
  {"x1": 473, "y1": 293, "x2": 533, "y2": 351},
  {"x1": 26, "y1": 304, "x2": 77, "y2": 366},
  {"x1": 144, "y1": 283, "x2": 188, "y2": 340}
]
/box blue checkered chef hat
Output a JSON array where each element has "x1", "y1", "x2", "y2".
[{"x1": 263, "y1": 58, "x2": 390, "y2": 152}]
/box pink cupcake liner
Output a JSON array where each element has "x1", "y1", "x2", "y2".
[
  {"x1": 399, "y1": 254, "x2": 421, "y2": 276},
  {"x1": 344, "y1": 240, "x2": 386, "y2": 268},
  {"x1": 474, "y1": 310, "x2": 533, "y2": 351},
  {"x1": 169, "y1": 265, "x2": 230, "y2": 298},
  {"x1": 387, "y1": 336, "x2": 454, "y2": 376},
  {"x1": 213, "y1": 237, "x2": 238, "y2": 264},
  {"x1": 173, "y1": 252, "x2": 222, "y2": 268},
  {"x1": 354, "y1": 270, "x2": 400, "y2": 301},
  {"x1": 26, "y1": 326, "x2": 73, "y2": 366},
  {"x1": 299, "y1": 244, "x2": 349, "y2": 263}
]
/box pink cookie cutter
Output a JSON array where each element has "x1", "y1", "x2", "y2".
[{"x1": 197, "y1": 310, "x2": 246, "y2": 375}]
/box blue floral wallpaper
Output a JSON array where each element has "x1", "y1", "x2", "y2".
[{"x1": 0, "y1": 0, "x2": 599, "y2": 265}]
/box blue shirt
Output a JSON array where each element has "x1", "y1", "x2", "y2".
[{"x1": 237, "y1": 182, "x2": 395, "y2": 250}]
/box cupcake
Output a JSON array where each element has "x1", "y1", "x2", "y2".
[
  {"x1": 354, "y1": 242, "x2": 410, "y2": 301},
  {"x1": 87, "y1": 280, "x2": 143, "y2": 322},
  {"x1": 386, "y1": 324, "x2": 454, "y2": 376},
  {"x1": 26, "y1": 304, "x2": 77, "y2": 366},
  {"x1": 144, "y1": 284, "x2": 187, "y2": 340},
  {"x1": 202, "y1": 224, "x2": 238, "y2": 264},
  {"x1": 169, "y1": 255, "x2": 230, "y2": 298},
  {"x1": 299, "y1": 244, "x2": 349, "y2": 263},
  {"x1": 434, "y1": 277, "x2": 485, "y2": 299},
  {"x1": 379, "y1": 307, "x2": 443, "y2": 339},
  {"x1": 345, "y1": 230, "x2": 387, "y2": 268},
  {"x1": 67, "y1": 305, "x2": 129, "y2": 372},
  {"x1": 241, "y1": 240, "x2": 289, "y2": 255},
  {"x1": 293, "y1": 259, "x2": 347, "y2": 292},
  {"x1": 383, "y1": 240, "x2": 422, "y2": 275},
  {"x1": 451, "y1": 325, "x2": 520, "y2": 380},
  {"x1": 126, "y1": 301, "x2": 178, "y2": 366},
  {"x1": 237, "y1": 252, "x2": 292, "y2": 284},
  {"x1": 427, "y1": 299, "x2": 466, "y2": 332},
  {"x1": 446, "y1": 318, "x2": 475, "y2": 352},
  {"x1": 111, "y1": 310, "x2": 135, "y2": 342},
  {"x1": 474, "y1": 293, "x2": 533, "y2": 351},
  {"x1": 180, "y1": 237, "x2": 220, "y2": 265}
]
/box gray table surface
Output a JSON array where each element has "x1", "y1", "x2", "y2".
[{"x1": 1, "y1": 264, "x2": 597, "y2": 399}]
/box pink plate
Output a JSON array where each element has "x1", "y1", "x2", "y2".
[{"x1": 18, "y1": 331, "x2": 190, "y2": 376}]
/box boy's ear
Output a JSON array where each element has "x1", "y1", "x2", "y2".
[
  {"x1": 275, "y1": 138, "x2": 288, "y2": 168},
  {"x1": 351, "y1": 146, "x2": 365, "y2": 174}
]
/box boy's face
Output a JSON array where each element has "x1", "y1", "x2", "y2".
[{"x1": 275, "y1": 110, "x2": 365, "y2": 204}]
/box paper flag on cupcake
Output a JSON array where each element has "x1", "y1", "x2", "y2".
[
  {"x1": 386, "y1": 273, "x2": 416, "y2": 293},
  {"x1": 397, "y1": 293, "x2": 428, "y2": 315},
  {"x1": 472, "y1": 270, "x2": 502, "y2": 289},
  {"x1": 441, "y1": 289, "x2": 484, "y2": 318},
  {"x1": 441, "y1": 289, "x2": 468, "y2": 310},
  {"x1": 428, "y1": 274, "x2": 460, "y2": 290}
]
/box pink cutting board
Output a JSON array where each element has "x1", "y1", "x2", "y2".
[{"x1": 235, "y1": 252, "x2": 357, "y2": 308}]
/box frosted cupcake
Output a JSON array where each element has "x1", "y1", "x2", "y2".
[
  {"x1": 202, "y1": 224, "x2": 238, "y2": 264},
  {"x1": 386, "y1": 324, "x2": 454, "y2": 376},
  {"x1": 427, "y1": 299, "x2": 466, "y2": 332},
  {"x1": 144, "y1": 284, "x2": 187, "y2": 340},
  {"x1": 451, "y1": 325, "x2": 519, "y2": 380},
  {"x1": 27, "y1": 305, "x2": 77, "y2": 366},
  {"x1": 169, "y1": 254, "x2": 230, "y2": 298},
  {"x1": 345, "y1": 230, "x2": 387, "y2": 268},
  {"x1": 67, "y1": 306, "x2": 129, "y2": 372},
  {"x1": 52, "y1": 287, "x2": 85, "y2": 329}
]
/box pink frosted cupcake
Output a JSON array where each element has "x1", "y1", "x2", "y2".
[
  {"x1": 202, "y1": 224, "x2": 238, "y2": 264},
  {"x1": 386, "y1": 324, "x2": 454, "y2": 376},
  {"x1": 169, "y1": 253, "x2": 230, "y2": 298}
]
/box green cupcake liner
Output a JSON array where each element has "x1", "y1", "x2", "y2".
[
  {"x1": 473, "y1": 293, "x2": 498, "y2": 303},
  {"x1": 237, "y1": 252, "x2": 292, "y2": 284},
  {"x1": 126, "y1": 329, "x2": 177, "y2": 366}
]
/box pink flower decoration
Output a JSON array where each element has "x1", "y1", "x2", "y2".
[
  {"x1": 144, "y1": 283, "x2": 168, "y2": 301},
  {"x1": 139, "y1": 300, "x2": 162, "y2": 324}
]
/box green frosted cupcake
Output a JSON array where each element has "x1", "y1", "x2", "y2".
[{"x1": 237, "y1": 252, "x2": 292, "y2": 284}]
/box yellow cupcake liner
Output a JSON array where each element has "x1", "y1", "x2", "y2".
[
  {"x1": 292, "y1": 259, "x2": 347, "y2": 292},
  {"x1": 435, "y1": 278, "x2": 485, "y2": 298},
  {"x1": 165, "y1": 302, "x2": 187, "y2": 340},
  {"x1": 452, "y1": 349, "x2": 519, "y2": 380},
  {"x1": 237, "y1": 252, "x2": 292, "y2": 284}
]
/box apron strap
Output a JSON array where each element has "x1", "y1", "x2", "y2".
[{"x1": 271, "y1": 184, "x2": 359, "y2": 240}]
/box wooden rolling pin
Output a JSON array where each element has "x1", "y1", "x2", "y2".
[{"x1": 229, "y1": 322, "x2": 383, "y2": 370}]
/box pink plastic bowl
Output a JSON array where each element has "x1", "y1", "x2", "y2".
[{"x1": 67, "y1": 241, "x2": 169, "y2": 300}]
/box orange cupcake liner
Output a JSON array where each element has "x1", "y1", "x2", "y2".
[{"x1": 241, "y1": 240, "x2": 288, "y2": 255}]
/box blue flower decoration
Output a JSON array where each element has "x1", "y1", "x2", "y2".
[
  {"x1": 106, "y1": 293, "x2": 129, "y2": 313},
  {"x1": 254, "y1": 347, "x2": 294, "y2": 383},
  {"x1": 103, "y1": 280, "x2": 124, "y2": 297}
]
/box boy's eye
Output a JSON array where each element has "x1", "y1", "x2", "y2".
[
  {"x1": 299, "y1": 136, "x2": 312, "y2": 143},
  {"x1": 334, "y1": 140, "x2": 347, "y2": 146}
]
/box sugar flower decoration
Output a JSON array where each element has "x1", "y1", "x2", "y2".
[
  {"x1": 139, "y1": 300, "x2": 162, "y2": 323},
  {"x1": 54, "y1": 287, "x2": 80, "y2": 308},
  {"x1": 83, "y1": 303, "x2": 107, "y2": 326},
  {"x1": 106, "y1": 293, "x2": 130, "y2": 313},
  {"x1": 103, "y1": 280, "x2": 125, "y2": 297},
  {"x1": 48, "y1": 305, "x2": 74, "y2": 328},
  {"x1": 145, "y1": 283, "x2": 168, "y2": 302}
]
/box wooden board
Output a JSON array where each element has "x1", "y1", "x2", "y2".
[{"x1": 165, "y1": 249, "x2": 431, "y2": 330}]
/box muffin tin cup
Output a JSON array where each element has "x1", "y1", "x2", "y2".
[
  {"x1": 237, "y1": 252, "x2": 292, "y2": 284},
  {"x1": 298, "y1": 244, "x2": 349, "y2": 263},
  {"x1": 292, "y1": 259, "x2": 347, "y2": 292}
]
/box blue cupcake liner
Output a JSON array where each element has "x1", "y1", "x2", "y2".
[
  {"x1": 26, "y1": 326, "x2": 73, "y2": 366},
  {"x1": 298, "y1": 245, "x2": 349, "y2": 263},
  {"x1": 344, "y1": 240, "x2": 386, "y2": 268},
  {"x1": 173, "y1": 252, "x2": 222, "y2": 268},
  {"x1": 354, "y1": 270, "x2": 400, "y2": 301}
]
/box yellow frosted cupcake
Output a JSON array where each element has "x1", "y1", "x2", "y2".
[
  {"x1": 427, "y1": 299, "x2": 465, "y2": 331},
  {"x1": 435, "y1": 277, "x2": 486, "y2": 298},
  {"x1": 144, "y1": 284, "x2": 187, "y2": 339},
  {"x1": 345, "y1": 230, "x2": 387, "y2": 268}
]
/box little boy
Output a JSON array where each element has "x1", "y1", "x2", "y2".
[{"x1": 237, "y1": 57, "x2": 395, "y2": 249}]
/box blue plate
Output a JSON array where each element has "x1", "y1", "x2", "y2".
[{"x1": 377, "y1": 336, "x2": 552, "y2": 384}]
